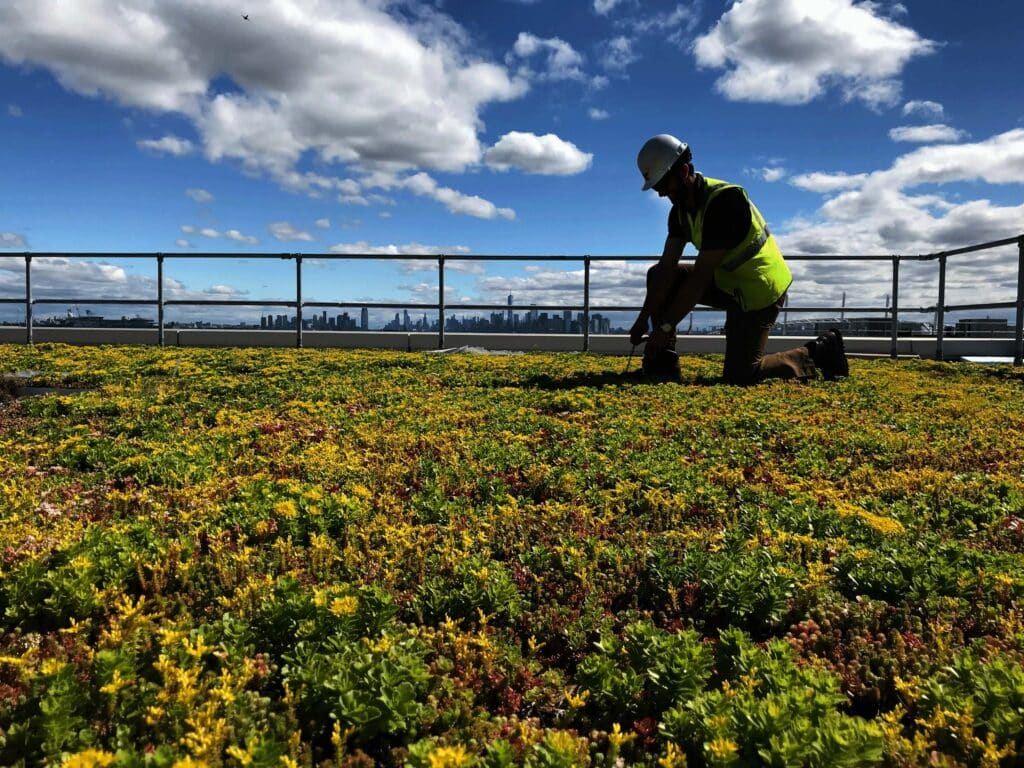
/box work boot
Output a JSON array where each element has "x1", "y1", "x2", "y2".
[
  {"x1": 642, "y1": 348, "x2": 682, "y2": 382},
  {"x1": 806, "y1": 328, "x2": 849, "y2": 380}
]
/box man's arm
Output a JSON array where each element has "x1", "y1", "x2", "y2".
[
  {"x1": 630, "y1": 236, "x2": 685, "y2": 344},
  {"x1": 639, "y1": 236, "x2": 685, "y2": 322},
  {"x1": 659, "y1": 247, "x2": 727, "y2": 328}
]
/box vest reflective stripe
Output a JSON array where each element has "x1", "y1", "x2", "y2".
[
  {"x1": 681, "y1": 177, "x2": 792, "y2": 311},
  {"x1": 720, "y1": 226, "x2": 769, "y2": 272}
]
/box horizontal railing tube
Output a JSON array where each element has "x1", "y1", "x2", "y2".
[{"x1": 2, "y1": 235, "x2": 1020, "y2": 353}]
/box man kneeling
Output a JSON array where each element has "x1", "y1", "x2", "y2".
[{"x1": 631, "y1": 134, "x2": 848, "y2": 384}]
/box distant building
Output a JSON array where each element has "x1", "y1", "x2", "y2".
[{"x1": 954, "y1": 317, "x2": 1010, "y2": 337}]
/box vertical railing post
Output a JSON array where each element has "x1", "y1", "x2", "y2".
[
  {"x1": 935, "y1": 253, "x2": 946, "y2": 361},
  {"x1": 24, "y1": 254, "x2": 32, "y2": 345},
  {"x1": 438, "y1": 255, "x2": 445, "y2": 349},
  {"x1": 583, "y1": 255, "x2": 591, "y2": 352},
  {"x1": 157, "y1": 253, "x2": 165, "y2": 348},
  {"x1": 295, "y1": 254, "x2": 303, "y2": 349},
  {"x1": 890, "y1": 255, "x2": 900, "y2": 359},
  {"x1": 1015, "y1": 236, "x2": 1023, "y2": 366}
]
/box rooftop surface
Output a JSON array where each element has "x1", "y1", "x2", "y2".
[{"x1": 1, "y1": 344, "x2": 1023, "y2": 766}]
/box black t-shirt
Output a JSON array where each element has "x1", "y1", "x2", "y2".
[{"x1": 668, "y1": 180, "x2": 751, "y2": 252}]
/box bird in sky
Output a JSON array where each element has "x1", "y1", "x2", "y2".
[{"x1": 242, "y1": 13, "x2": 249, "y2": 21}]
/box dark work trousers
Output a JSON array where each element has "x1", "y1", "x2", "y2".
[{"x1": 646, "y1": 263, "x2": 816, "y2": 385}]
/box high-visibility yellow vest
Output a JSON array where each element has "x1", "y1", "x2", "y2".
[{"x1": 681, "y1": 177, "x2": 792, "y2": 311}]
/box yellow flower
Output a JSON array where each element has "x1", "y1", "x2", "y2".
[
  {"x1": 428, "y1": 745, "x2": 472, "y2": 768},
  {"x1": 659, "y1": 742, "x2": 688, "y2": 768},
  {"x1": 564, "y1": 688, "x2": 589, "y2": 708},
  {"x1": 100, "y1": 669, "x2": 132, "y2": 695},
  {"x1": 329, "y1": 596, "x2": 358, "y2": 616},
  {"x1": 227, "y1": 744, "x2": 255, "y2": 765},
  {"x1": 41, "y1": 658, "x2": 66, "y2": 676},
  {"x1": 274, "y1": 500, "x2": 298, "y2": 519},
  {"x1": 705, "y1": 738, "x2": 738, "y2": 761},
  {"x1": 62, "y1": 749, "x2": 116, "y2": 768},
  {"x1": 171, "y1": 759, "x2": 210, "y2": 768},
  {"x1": 608, "y1": 722, "x2": 636, "y2": 750}
]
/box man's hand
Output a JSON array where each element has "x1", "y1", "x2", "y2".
[
  {"x1": 629, "y1": 316, "x2": 648, "y2": 346},
  {"x1": 647, "y1": 325, "x2": 672, "y2": 352}
]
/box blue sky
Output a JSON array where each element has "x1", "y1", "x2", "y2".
[{"x1": 1, "y1": 0, "x2": 1022, "y2": 328}]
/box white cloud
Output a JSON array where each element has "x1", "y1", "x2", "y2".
[
  {"x1": 902, "y1": 99, "x2": 944, "y2": 119},
  {"x1": 399, "y1": 173, "x2": 516, "y2": 219},
  {"x1": 509, "y1": 32, "x2": 586, "y2": 81},
  {"x1": 618, "y1": 4, "x2": 702, "y2": 43},
  {"x1": 270, "y1": 222, "x2": 314, "y2": 242},
  {"x1": 1, "y1": 232, "x2": 28, "y2": 249},
  {"x1": 7, "y1": 104, "x2": 22, "y2": 117},
  {"x1": 589, "y1": 108, "x2": 610, "y2": 120},
  {"x1": 175, "y1": 239, "x2": 192, "y2": 248},
  {"x1": 338, "y1": 194, "x2": 370, "y2": 206},
  {"x1": 594, "y1": 0, "x2": 627, "y2": 14},
  {"x1": 137, "y1": 136, "x2": 195, "y2": 156},
  {"x1": 693, "y1": 0, "x2": 936, "y2": 108},
  {"x1": 180, "y1": 224, "x2": 259, "y2": 244},
  {"x1": 888, "y1": 124, "x2": 966, "y2": 143},
  {"x1": 750, "y1": 166, "x2": 786, "y2": 182},
  {"x1": 484, "y1": 132, "x2": 593, "y2": 175},
  {"x1": 185, "y1": 187, "x2": 214, "y2": 203},
  {"x1": 315, "y1": 218, "x2": 331, "y2": 229},
  {"x1": 225, "y1": 229, "x2": 259, "y2": 245},
  {"x1": 790, "y1": 171, "x2": 871, "y2": 192},
  {"x1": 600, "y1": 36, "x2": 638, "y2": 72},
  {"x1": 0, "y1": 0, "x2": 528, "y2": 218},
  {"x1": 778, "y1": 129, "x2": 1024, "y2": 309},
  {"x1": 329, "y1": 241, "x2": 471, "y2": 257}
]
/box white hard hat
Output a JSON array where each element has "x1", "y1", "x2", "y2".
[{"x1": 637, "y1": 134, "x2": 689, "y2": 191}]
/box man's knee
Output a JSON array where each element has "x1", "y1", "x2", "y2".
[{"x1": 646, "y1": 263, "x2": 664, "y2": 290}]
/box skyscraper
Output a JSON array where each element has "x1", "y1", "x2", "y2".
[
  {"x1": 507, "y1": 294, "x2": 513, "y2": 326},
  {"x1": 360, "y1": 307, "x2": 368, "y2": 330}
]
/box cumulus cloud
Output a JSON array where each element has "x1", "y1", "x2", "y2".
[
  {"x1": 185, "y1": 187, "x2": 214, "y2": 202},
  {"x1": 0, "y1": 0, "x2": 529, "y2": 218},
  {"x1": 395, "y1": 172, "x2": 516, "y2": 219},
  {"x1": 180, "y1": 224, "x2": 259, "y2": 244},
  {"x1": 328, "y1": 241, "x2": 480, "y2": 273},
  {"x1": 509, "y1": 32, "x2": 586, "y2": 81},
  {"x1": 1, "y1": 232, "x2": 28, "y2": 249},
  {"x1": 778, "y1": 129, "x2": 1024, "y2": 309},
  {"x1": 903, "y1": 99, "x2": 944, "y2": 119},
  {"x1": 749, "y1": 166, "x2": 786, "y2": 182},
  {"x1": 790, "y1": 171, "x2": 871, "y2": 192},
  {"x1": 484, "y1": 132, "x2": 593, "y2": 175},
  {"x1": 269, "y1": 222, "x2": 314, "y2": 242},
  {"x1": 176, "y1": 239, "x2": 192, "y2": 248},
  {"x1": 315, "y1": 218, "x2": 330, "y2": 229},
  {"x1": 7, "y1": 104, "x2": 22, "y2": 117},
  {"x1": 0, "y1": 255, "x2": 273, "y2": 325},
  {"x1": 225, "y1": 229, "x2": 259, "y2": 245},
  {"x1": 137, "y1": 136, "x2": 195, "y2": 156},
  {"x1": 693, "y1": 0, "x2": 936, "y2": 108},
  {"x1": 888, "y1": 124, "x2": 967, "y2": 143},
  {"x1": 588, "y1": 108, "x2": 610, "y2": 120}
]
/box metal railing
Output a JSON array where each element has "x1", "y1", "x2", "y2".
[{"x1": 3, "y1": 234, "x2": 1023, "y2": 364}]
